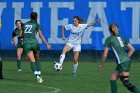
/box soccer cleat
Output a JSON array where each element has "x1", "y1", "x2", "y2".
[
  {"x1": 36, "y1": 76, "x2": 43, "y2": 83},
  {"x1": 134, "y1": 87, "x2": 140, "y2": 93},
  {"x1": 18, "y1": 69, "x2": 22, "y2": 72},
  {"x1": 73, "y1": 72, "x2": 77, "y2": 77}
]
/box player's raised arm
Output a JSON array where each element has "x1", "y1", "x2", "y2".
[{"x1": 87, "y1": 19, "x2": 100, "y2": 27}]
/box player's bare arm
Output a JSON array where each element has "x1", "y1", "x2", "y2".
[
  {"x1": 127, "y1": 43, "x2": 135, "y2": 58},
  {"x1": 11, "y1": 36, "x2": 17, "y2": 47},
  {"x1": 87, "y1": 19, "x2": 100, "y2": 27},
  {"x1": 99, "y1": 47, "x2": 109, "y2": 71},
  {"x1": 38, "y1": 30, "x2": 51, "y2": 50}
]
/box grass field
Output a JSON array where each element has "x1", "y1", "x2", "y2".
[{"x1": 0, "y1": 60, "x2": 140, "y2": 93}]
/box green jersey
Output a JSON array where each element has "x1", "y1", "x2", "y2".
[
  {"x1": 12, "y1": 28, "x2": 23, "y2": 45},
  {"x1": 23, "y1": 20, "x2": 41, "y2": 44},
  {"x1": 104, "y1": 35, "x2": 130, "y2": 64}
]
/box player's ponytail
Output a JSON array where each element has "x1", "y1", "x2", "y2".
[
  {"x1": 73, "y1": 16, "x2": 84, "y2": 24},
  {"x1": 109, "y1": 23, "x2": 119, "y2": 36},
  {"x1": 30, "y1": 12, "x2": 38, "y2": 22},
  {"x1": 79, "y1": 18, "x2": 84, "y2": 24}
]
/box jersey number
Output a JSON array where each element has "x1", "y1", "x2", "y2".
[
  {"x1": 25, "y1": 25, "x2": 32, "y2": 33},
  {"x1": 117, "y1": 37, "x2": 124, "y2": 47}
]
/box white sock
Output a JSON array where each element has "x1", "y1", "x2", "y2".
[
  {"x1": 73, "y1": 63, "x2": 78, "y2": 73},
  {"x1": 34, "y1": 71, "x2": 41, "y2": 76},
  {"x1": 34, "y1": 71, "x2": 38, "y2": 75},
  {"x1": 59, "y1": 54, "x2": 65, "y2": 64},
  {"x1": 37, "y1": 71, "x2": 41, "y2": 75}
]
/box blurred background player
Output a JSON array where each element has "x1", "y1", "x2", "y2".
[
  {"x1": 0, "y1": 19, "x2": 4, "y2": 79},
  {"x1": 0, "y1": 56, "x2": 3, "y2": 79},
  {"x1": 59, "y1": 16, "x2": 100, "y2": 77},
  {"x1": 12, "y1": 20, "x2": 23, "y2": 71},
  {"x1": 99, "y1": 23, "x2": 140, "y2": 93},
  {"x1": 23, "y1": 12, "x2": 51, "y2": 83},
  {"x1": 0, "y1": 20, "x2": 3, "y2": 79}
]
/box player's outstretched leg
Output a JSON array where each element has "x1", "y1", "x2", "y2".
[
  {"x1": 120, "y1": 76, "x2": 140, "y2": 93},
  {"x1": 59, "y1": 54, "x2": 65, "y2": 64},
  {"x1": 59, "y1": 45, "x2": 71, "y2": 65}
]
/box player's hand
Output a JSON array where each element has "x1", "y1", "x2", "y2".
[
  {"x1": 62, "y1": 36, "x2": 66, "y2": 41},
  {"x1": 14, "y1": 44, "x2": 17, "y2": 48},
  {"x1": 98, "y1": 64, "x2": 103, "y2": 71},
  {"x1": 47, "y1": 44, "x2": 51, "y2": 50},
  {"x1": 96, "y1": 19, "x2": 101, "y2": 23}
]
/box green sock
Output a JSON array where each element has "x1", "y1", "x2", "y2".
[
  {"x1": 36, "y1": 61, "x2": 41, "y2": 71},
  {"x1": 17, "y1": 59, "x2": 21, "y2": 69},
  {"x1": 110, "y1": 80, "x2": 117, "y2": 93},
  {"x1": 134, "y1": 87, "x2": 140, "y2": 93},
  {"x1": 31, "y1": 62, "x2": 37, "y2": 72}
]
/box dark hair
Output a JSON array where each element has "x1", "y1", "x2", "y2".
[
  {"x1": 30, "y1": 12, "x2": 38, "y2": 22},
  {"x1": 109, "y1": 23, "x2": 119, "y2": 36},
  {"x1": 73, "y1": 16, "x2": 83, "y2": 24},
  {"x1": 15, "y1": 20, "x2": 23, "y2": 26},
  {"x1": 15, "y1": 20, "x2": 22, "y2": 25}
]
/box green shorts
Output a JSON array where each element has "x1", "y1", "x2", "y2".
[
  {"x1": 23, "y1": 43, "x2": 40, "y2": 55},
  {"x1": 17, "y1": 42, "x2": 23, "y2": 48},
  {"x1": 116, "y1": 61, "x2": 131, "y2": 72}
]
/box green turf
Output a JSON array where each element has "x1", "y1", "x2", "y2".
[{"x1": 0, "y1": 61, "x2": 140, "y2": 93}]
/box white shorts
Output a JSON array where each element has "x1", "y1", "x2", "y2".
[{"x1": 66, "y1": 43, "x2": 81, "y2": 52}]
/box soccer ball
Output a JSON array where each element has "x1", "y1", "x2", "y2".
[{"x1": 54, "y1": 62, "x2": 62, "y2": 71}]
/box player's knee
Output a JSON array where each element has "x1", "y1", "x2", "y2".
[
  {"x1": 110, "y1": 74, "x2": 117, "y2": 80},
  {"x1": 17, "y1": 55, "x2": 21, "y2": 60}
]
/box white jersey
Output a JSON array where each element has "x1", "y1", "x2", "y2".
[{"x1": 65, "y1": 24, "x2": 88, "y2": 45}]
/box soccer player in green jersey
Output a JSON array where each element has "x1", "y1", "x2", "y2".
[
  {"x1": 99, "y1": 23, "x2": 140, "y2": 93},
  {"x1": 12, "y1": 20, "x2": 23, "y2": 71},
  {"x1": 23, "y1": 12, "x2": 51, "y2": 83}
]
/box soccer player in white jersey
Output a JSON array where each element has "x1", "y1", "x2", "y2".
[{"x1": 59, "y1": 16, "x2": 100, "y2": 77}]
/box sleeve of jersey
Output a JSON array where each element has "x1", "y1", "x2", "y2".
[
  {"x1": 104, "y1": 38, "x2": 111, "y2": 47},
  {"x1": 81, "y1": 24, "x2": 88, "y2": 29},
  {"x1": 65, "y1": 24, "x2": 72, "y2": 30},
  {"x1": 12, "y1": 31, "x2": 16, "y2": 37},
  {"x1": 37, "y1": 23, "x2": 42, "y2": 31}
]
